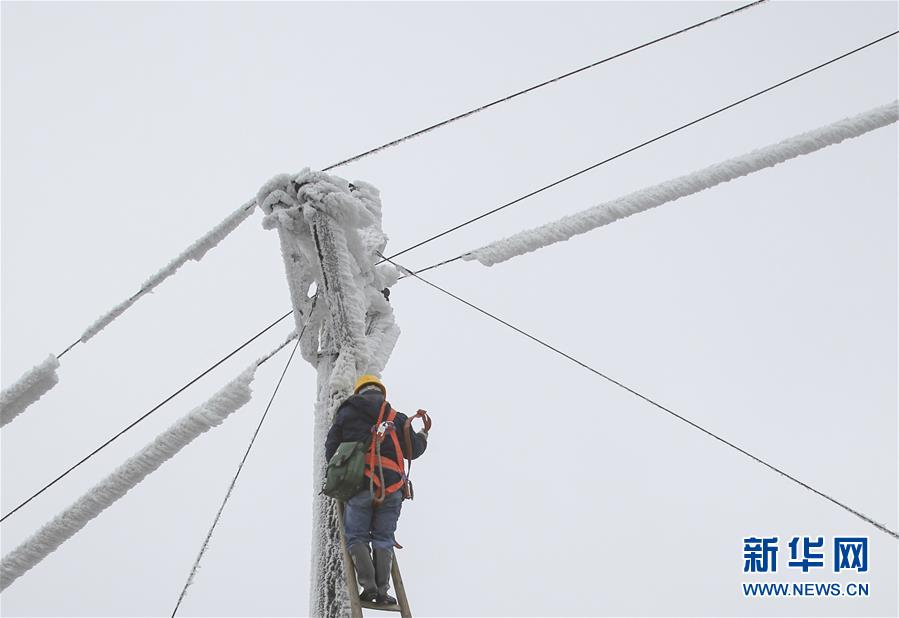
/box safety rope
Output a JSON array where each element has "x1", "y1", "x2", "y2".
[
  {"x1": 371, "y1": 424, "x2": 389, "y2": 505},
  {"x1": 402, "y1": 410, "x2": 431, "y2": 500}
]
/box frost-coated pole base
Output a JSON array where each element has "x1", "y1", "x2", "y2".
[{"x1": 310, "y1": 355, "x2": 352, "y2": 618}]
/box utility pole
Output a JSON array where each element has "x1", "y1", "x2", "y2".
[{"x1": 258, "y1": 170, "x2": 400, "y2": 618}]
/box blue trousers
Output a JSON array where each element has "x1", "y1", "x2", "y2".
[{"x1": 344, "y1": 489, "x2": 403, "y2": 551}]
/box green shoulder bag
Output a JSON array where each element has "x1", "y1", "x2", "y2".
[{"x1": 323, "y1": 440, "x2": 369, "y2": 501}]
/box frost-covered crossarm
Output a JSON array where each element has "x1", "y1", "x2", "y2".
[
  {"x1": 0, "y1": 355, "x2": 60, "y2": 428},
  {"x1": 0, "y1": 361, "x2": 263, "y2": 591},
  {"x1": 464, "y1": 100, "x2": 899, "y2": 267}
]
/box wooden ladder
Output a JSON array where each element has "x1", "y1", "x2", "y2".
[{"x1": 337, "y1": 502, "x2": 412, "y2": 618}]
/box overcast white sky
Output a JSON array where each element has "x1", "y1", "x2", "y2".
[{"x1": 1, "y1": 2, "x2": 897, "y2": 617}]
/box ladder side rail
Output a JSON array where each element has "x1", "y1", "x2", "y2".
[
  {"x1": 336, "y1": 502, "x2": 365, "y2": 618},
  {"x1": 391, "y1": 555, "x2": 412, "y2": 618}
]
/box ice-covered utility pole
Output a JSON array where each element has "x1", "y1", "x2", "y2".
[{"x1": 258, "y1": 170, "x2": 401, "y2": 618}]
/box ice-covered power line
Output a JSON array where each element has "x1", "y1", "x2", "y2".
[
  {"x1": 463, "y1": 100, "x2": 899, "y2": 267},
  {"x1": 79, "y1": 200, "x2": 257, "y2": 344},
  {"x1": 8, "y1": 2, "x2": 764, "y2": 365},
  {"x1": 170, "y1": 314, "x2": 309, "y2": 617},
  {"x1": 321, "y1": 0, "x2": 768, "y2": 171},
  {"x1": 0, "y1": 334, "x2": 299, "y2": 592},
  {"x1": 0, "y1": 1, "x2": 767, "y2": 423},
  {"x1": 0, "y1": 201, "x2": 256, "y2": 428},
  {"x1": 0, "y1": 356, "x2": 60, "y2": 428},
  {"x1": 377, "y1": 252, "x2": 899, "y2": 540},
  {"x1": 0, "y1": 373, "x2": 253, "y2": 591},
  {"x1": 0, "y1": 309, "x2": 295, "y2": 524},
  {"x1": 385, "y1": 30, "x2": 899, "y2": 267}
]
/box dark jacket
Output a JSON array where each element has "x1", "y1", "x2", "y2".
[{"x1": 325, "y1": 389, "x2": 427, "y2": 489}]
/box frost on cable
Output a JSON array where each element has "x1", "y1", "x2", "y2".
[
  {"x1": 465, "y1": 100, "x2": 899, "y2": 267},
  {"x1": 79, "y1": 200, "x2": 256, "y2": 342},
  {"x1": 0, "y1": 355, "x2": 60, "y2": 428},
  {"x1": 0, "y1": 367, "x2": 256, "y2": 591},
  {"x1": 258, "y1": 169, "x2": 400, "y2": 618}
]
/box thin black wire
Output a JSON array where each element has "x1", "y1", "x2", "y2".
[
  {"x1": 170, "y1": 321, "x2": 308, "y2": 617},
  {"x1": 321, "y1": 0, "x2": 767, "y2": 171},
  {"x1": 48, "y1": 2, "x2": 766, "y2": 363},
  {"x1": 64, "y1": 25, "x2": 896, "y2": 370},
  {"x1": 50, "y1": 4, "x2": 763, "y2": 362},
  {"x1": 403, "y1": 255, "x2": 464, "y2": 278},
  {"x1": 27, "y1": 10, "x2": 891, "y2": 540},
  {"x1": 50, "y1": 24, "x2": 893, "y2": 528},
  {"x1": 383, "y1": 30, "x2": 899, "y2": 267},
  {"x1": 0, "y1": 308, "x2": 296, "y2": 523},
  {"x1": 56, "y1": 339, "x2": 80, "y2": 360},
  {"x1": 377, "y1": 252, "x2": 899, "y2": 540}
]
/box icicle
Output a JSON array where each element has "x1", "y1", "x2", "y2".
[
  {"x1": 0, "y1": 366, "x2": 257, "y2": 591},
  {"x1": 0, "y1": 355, "x2": 60, "y2": 428},
  {"x1": 464, "y1": 100, "x2": 899, "y2": 267},
  {"x1": 362, "y1": 290, "x2": 400, "y2": 376},
  {"x1": 79, "y1": 200, "x2": 256, "y2": 342}
]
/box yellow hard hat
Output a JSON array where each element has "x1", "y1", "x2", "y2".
[{"x1": 354, "y1": 374, "x2": 386, "y2": 396}]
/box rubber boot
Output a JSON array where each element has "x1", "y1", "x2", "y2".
[
  {"x1": 348, "y1": 544, "x2": 377, "y2": 602},
  {"x1": 373, "y1": 548, "x2": 397, "y2": 605}
]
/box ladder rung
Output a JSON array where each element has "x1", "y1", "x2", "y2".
[
  {"x1": 337, "y1": 501, "x2": 411, "y2": 617},
  {"x1": 360, "y1": 600, "x2": 403, "y2": 612}
]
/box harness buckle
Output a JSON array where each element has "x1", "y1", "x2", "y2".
[{"x1": 375, "y1": 420, "x2": 394, "y2": 441}]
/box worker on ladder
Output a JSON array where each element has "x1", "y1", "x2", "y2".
[{"x1": 325, "y1": 375, "x2": 429, "y2": 606}]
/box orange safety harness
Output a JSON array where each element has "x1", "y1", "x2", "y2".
[
  {"x1": 366, "y1": 403, "x2": 432, "y2": 505},
  {"x1": 366, "y1": 401, "x2": 406, "y2": 505}
]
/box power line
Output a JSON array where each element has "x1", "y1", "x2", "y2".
[
  {"x1": 43, "y1": 3, "x2": 766, "y2": 364},
  {"x1": 384, "y1": 30, "x2": 899, "y2": 267},
  {"x1": 56, "y1": 339, "x2": 80, "y2": 360},
  {"x1": 49, "y1": 23, "x2": 893, "y2": 527},
  {"x1": 19, "y1": 10, "x2": 889, "y2": 540},
  {"x1": 170, "y1": 306, "x2": 311, "y2": 617},
  {"x1": 321, "y1": 1, "x2": 768, "y2": 171},
  {"x1": 376, "y1": 251, "x2": 899, "y2": 540},
  {"x1": 0, "y1": 308, "x2": 297, "y2": 523},
  {"x1": 52, "y1": 21, "x2": 895, "y2": 369},
  {"x1": 57, "y1": 290, "x2": 144, "y2": 359},
  {"x1": 56, "y1": 202, "x2": 258, "y2": 361}
]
